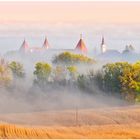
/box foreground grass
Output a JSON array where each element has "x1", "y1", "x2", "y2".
[{"x1": 0, "y1": 123, "x2": 140, "y2": 139}]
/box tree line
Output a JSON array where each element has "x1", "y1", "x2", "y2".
[{"x1": 0, "y1": 52, "x2": 140, "y2": 103}]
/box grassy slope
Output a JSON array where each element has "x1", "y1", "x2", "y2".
[{"x1": 0, "y1": 105, "x2": 140, "y2": 138}]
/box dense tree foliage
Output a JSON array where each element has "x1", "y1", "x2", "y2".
[
  {"x1": 32, "y1": 60, "x2": 140, "y2": 102},
  {"x1": 9, "y1": 61, "x2": 25, "y2": 79},
  {"x1": 95, "y1": 62, "x2": 140, "y2": 101},
  {"x1": 77, "y1": 71, "x2": 98, "y2": 93},
  {"x1": 53, "y1": 52, "x2": 95, "y2": 65},
  {"x1": 120, "y1": 62, "x2": 140, "y2": 101},
  {"x1": 102, "y1": 62, "x2": 130, "y2": 93},
  {"x1": 1, "y1": 54, "x2": 140, "y2": 103},
  {"x1": 34, "y1": 62, "x2": 52, "y2": 87},
  {"x1": 33, "y1": 63, "x2": 78, "y2": 87},
  {"x1": 76, "y1": 61, "x2": 140, "y2": 102}
]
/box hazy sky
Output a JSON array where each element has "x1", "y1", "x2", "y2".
[
  {"x1": 0, "y1": 2, "x2": 140, "y2": 54},
  {"x1": 0, "y1": 2, "x2": 140, "y2": 24}
]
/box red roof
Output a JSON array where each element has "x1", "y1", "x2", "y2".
[
  {"x1": 42, "y1": 37, "x2": 50, "y2": 49},
  {"x1": 75, "y1": 35, "x2": 87, "y2": 53},
  {"x1": 19, "y1": 39, "x2": 29, "y2": 52}
]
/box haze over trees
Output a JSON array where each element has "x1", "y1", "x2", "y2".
[
  {"x1": 33, "y1": 62, "x2": 52, "y2": 87},
  {"x1": 9, "y1": 61, "x2": 25, "y2": 79},
  {"x1": 0, "y1": 59, "x2": 12, "y2": 87},
  {"x1": 0, "y1": 51, "x2": 140, "y2": 103}
]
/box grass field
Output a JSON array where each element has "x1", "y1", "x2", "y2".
[{"x1": 0, "y1": 105, "x2": 140, "y2": 138}]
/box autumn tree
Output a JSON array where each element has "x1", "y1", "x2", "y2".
[
  {"x1": 120, "y1": 62, "x2": 140, "y2": 101},
  {"x1": 102, "y1": 61, "x2": 140, "y2": 101}
]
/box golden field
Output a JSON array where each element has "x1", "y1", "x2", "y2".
[{"x1": 0, "y1": 105, "x2": 140, "y2": 138}]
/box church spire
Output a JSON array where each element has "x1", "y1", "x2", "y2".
[
  {"x1": 101, "y1": 36, "x2": 106, "y2": 54},
  {"x1": 42, "y1": 36, "x2": 50, "y2": 49},
  {"x1": 101, "y1": 36, "x2": 105, "y2": 45}
]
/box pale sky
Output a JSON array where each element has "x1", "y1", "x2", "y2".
[
  {"x1": 0, "y1": 2, "x2": 140, "y2": 54},
  {"x1": 0, "y1": 2, "x2": 140, "y2": 24}
]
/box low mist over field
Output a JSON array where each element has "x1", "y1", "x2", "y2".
[{"x1": 0, "y1": 81, "x2": 128, "y2": 113}]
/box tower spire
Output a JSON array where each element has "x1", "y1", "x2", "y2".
[
  {"x1": 42, "y1": 36, "x2": 50, "y2": 49},
  {"x1": 101, "y1": 36, "x2": 106, "y2": 54},
  {"x1": 101, "y1": 36, "x2": 105, "y2": 45}
]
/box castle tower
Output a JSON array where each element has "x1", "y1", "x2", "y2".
[
  {"x1": 42, "y1": 37, "x2": 50, "y2": 49},
  {"x1": 19, "y1": 39, "x2": 29, "y2": 53},
  {"x1": 75, "y1": 34, "x2": 87, "y2": 53},
  {"x1": 101, "y1": 36, "x2": 106, "y2": 54}
]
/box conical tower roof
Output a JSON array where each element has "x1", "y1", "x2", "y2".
[
  {"x1": 19, "y1": 39, "x2": 29, "y2": 52},
  {"x1": 42, "y1": 37, "x2": 50, "y2": 49},
  {"x1": 75, "y1": 34, "x2": 87, "y2": 53}
]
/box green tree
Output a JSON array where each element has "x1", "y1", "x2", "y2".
[
  {"x1": 9, "y1": 61, "x2": 25, "y2": 79},
  {"x1": 102, "y1": 61, "x2": 140, "y2": 101},
  {"x1": 34, "y1": 62, "x2": 52, "y2": 86},
  {"x1": 120, "y1": 62, "x2": 140, "y2": 101},
  {"x1": 103, "y1": 62, "x2": 130, "y2": 94}
]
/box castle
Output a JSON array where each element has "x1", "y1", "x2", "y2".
[
  {"x1": 19, "y1": 37, "x2": 51, "y2": 53},
  {"x1": 5, "y1": 34, "x2": 137, "y2": 63},
  {"x1": 19, "y1": 35, "x2": 89, "y2": 54}
]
